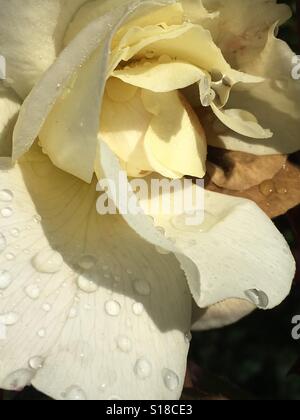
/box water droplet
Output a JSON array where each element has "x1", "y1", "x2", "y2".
[
  {"x1": 155, "y1": 246, "x2": 170, "y2": 255},
  {"x1": 132, "y1": 302, "x2": 144, "y2": 316},
  {"x1": 245, "y1": 289, "x2": 269, "y2": 309},
  {"x1": 134, "y1": 358, "x2": 152, "y2": 379},
  {"x1": 162, "y1": 369, "x2": 179, "y2": 391},
  {"x1": 109, "y1": 395, "x2": 122, "y2": 400},
  {"x1": 259, "y1": 180, "x2": 275, "y2": 197},
  {"x1": 10, "y1": 228, "x2": 20, "y2": 238},
  {"x1": 0, "y1": 189, "x2": 14, "y2": 202},
  {"x1": 37, "y1": 328, "x2": 46, "y2": 338},
  {"x1": 77, "y1": 275, "x2": 98, "y2": 294},
  {"x1": 105, "y1": 300, "x2": 121, "y2": 317},
  {"x1": 25, "y1": 284, "x2": 40, "y2": 300},
  {"x1": 28, "y1": 356, "x2": 44, "y2": 370},
  {"x1": 42, "y1": 303, "x2": 51, "y2": 313},
  {"x1": 172, "y1": 211, "x2": 218, "y2": 233},
  {"x1": 32, "y1": 249, "x2": 63, "y2": 274},
  {"x1": 133, "y1": 279, "x2": 151, "y2": 296},
  {"x1": 184, "y1": 331, "x2": 192, "y2": 344},
  {"x1": 5, "y1": 252, "x2": 15, "y2": 261},
  {"x1": 3, "y1": 369, "x2": 34, "y2": 391},
  {"x1": 275, "y1": 184, "x2": 288, "y2": 195},
  {"x1": 0, "y1": 233, "x2": 7, "y2": 252},
  {"x1": 33, "y1": 215, "x2": 42, "y2": 223},
  {"x1": 116, "y1": 336, "x2": 132, "y2": 353},
  {"x1": 0, "y1": 312, "x2": 19, "y2": 325},
  {"x1": 0, "y1": 270, "x2": 12, "y2": 289},
  {"x1": 62, "y1": 386, "x2": 87, "y2": 401},
  {"x1": 68, "y1": 307, "x2": 78, "y2": 319},
  {"x1": 78, "y1": 255, "x2": 97, "y2": 270},
  {"x1": 145, "y1": 50, "x2": 155, "y2": 59},
  {"x1": 1, "y1": 207, "x2": 13, "y2": 218}
]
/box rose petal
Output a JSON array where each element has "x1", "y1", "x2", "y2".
[{"x1": 0, "y1": 146, "x2": 191, "y2": 400}]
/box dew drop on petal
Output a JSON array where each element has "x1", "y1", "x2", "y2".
[
  {"x1": 109, "y1": 395, "x2": 122, "y2": 400},
  {"x1": 32, "y1": 249, "x2": 63, "y2": 274},
  {"x1": 259, "y1": 180, "x2": 275, "y2": 197},
  {"x1": 0, "y1": 312, "x2": 19, "y2": 325},
  {"x1": 10, "y1": 228, "x2": 20, "y2": 238},
  {"x1": 78, "y1": 255, "x2": 97, "y2": 270},
  {"x1": 0, "y1": 270, "x2": 12, "y2": 290},
  {"x1": 116, "y1": 335, "x2": 132, "y2": 353},
  {"x1": 28, "y1": 356, "x2": 44, "y2": 370},
  {"x1": 1, "y1": 207, "x2": 13, "y2": 218},
  {"x1": 184, "y1": 331, "x2": 192, "y2": 344},
  {"x1": 134, "y1": 358, "x2": 152, "y2": 379},
  {"x1": 172, "y1": 211, "x2": 218, "y2": 233},
  {"x1": 3, "y1": 369, "x2": 35, "y2": 391},
  {"x1": 0, "y1": 189, "x2": 14, "y2": 202},
  {"x1": 0, "y1": 233, "x2": 7, "y2": 252},
  {"x1": 68, "y1": 307, "x2": 78, "y2": 319},
  {"x1": 63, "y1": 386, "x2": 87, "y2": 401},
  {"x1": 105, "y1": 300, "x2": 121, "y2": 317},
  {"x1": 37, "y1": 328, "x2": 46, "y2": 338},
  {"x1": 162, "y1": 368, "x2": 179, "y2": 391},
  {"x1": 77, "y1": 275, "x2": 98, "y2": 294},
  {"x1": 245, "y1": 289, "x2": 269, "y2": 309},
  {"x1": 42, "y1": 303, "x2": 51, "y2": 313},
  {"x1": 132, "y1": 302, "x2": 144, "y2": 316},
  {"x1": 25, "y1": 284, "x2": 40, "y2": 300},
  {"x1": 133, "y1": 279, "x2": 151, "y2": 296},
  {"x1": 5, "y1": 252, "x2": 15, "y2": 261},
  {"x1": 155, "y1": 246, "x2": 170, "y2": 255}
]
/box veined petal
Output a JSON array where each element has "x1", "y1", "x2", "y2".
[
  {"x1": 0, "y1": 0, "x2": 88, "y2": 98},
  {"x1": 0, "y1": 85, "x2": 21, "y2": 157},
  {"x1": 192, "y1": 299, "x2": 255, "y2": 331},
  {"x1": 98, "y1": 143, "x2": 295, "y2": 311},
  {"x1": 0, "y1": 146, "x2": 191, "y2": 400}
]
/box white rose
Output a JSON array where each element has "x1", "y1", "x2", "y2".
[{"x1": 0, "y1": 0, "x2": 298, "y2": 400}]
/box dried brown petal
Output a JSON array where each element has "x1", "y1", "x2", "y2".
[
  {"x1": 206, "y1": 160, "x2": 300, "y2": 219},
  {"x1": 207, "y1": 148, "x2": 287, "y2": 191}
]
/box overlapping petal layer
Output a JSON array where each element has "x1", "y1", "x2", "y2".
[{"x1": 0, "y1": 146, "x2": 191, "y2": 400}]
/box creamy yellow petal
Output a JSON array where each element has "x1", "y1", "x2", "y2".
[
  {"x1": 142, "y1": 90, "x2": 207, "y2": 178},
  {"x1": 208, "y1": 25, "x2": 300, "y2": 155},
  {"x1": 192, "y1": 299, "x2": 255, "y2": 331},
  {"x1": 211, "y1": 103, "x2": 273, "y2": 139},
  {"x1": 98, "y1": 143, "x2": 295, "y2": 310},
  {"x1": 0, "y1": 86, "x2": 21, "y2": 157},
  {"x1": 0, "y1": 0, "x2": 88, "y2": 98},
  {"x1": 100, "y1": 82, "x2": 152, "y2": 173},
  {"x1": 110, "y1": 22, "x2": 232, "y2": 76},
  {"x1": 65, "y1": 2, "x2": 184, "y2": 46},
  {"x1": 113, "y1": 60, "x2": 207, "y2": 92},
  {"x1": 0, "y1": 145, "x2": 191, "y2": 400}
]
